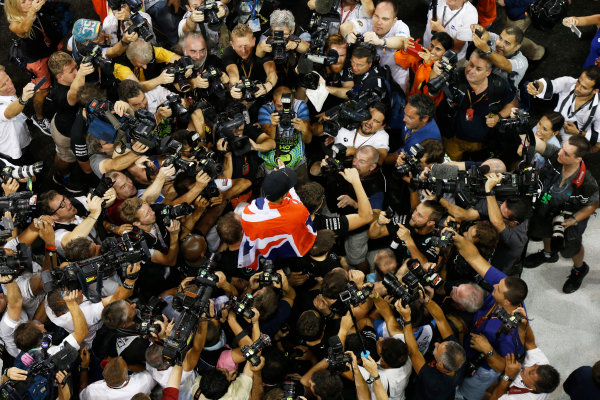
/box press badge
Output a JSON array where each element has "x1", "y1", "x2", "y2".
[
  {"x1": 465, "y1": 108, "x2": 474, "y2": 121},
  {"x1": 248, "y1": 18, "x2": 261, "y2": 32}
]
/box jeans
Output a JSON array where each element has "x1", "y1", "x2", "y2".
[{"x1": 147, "y1": 0, "x2": 181, "y2": 46}]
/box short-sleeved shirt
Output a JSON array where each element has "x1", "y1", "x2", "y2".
[
  {"x1": 563, "y1": 365, "x2": 600, "y2": 399},
  {"x1": 0, "y1": 311, "x2": 29, "y2": 357},
  {"x1": 0, "y1": 96, "x2": 31, "y2": 160},
  {"x1": 45, "y1": 297, "x2": 105, "y2": 347},
  {"x1": 221, "y1": 46, "x2": 270, "y2": 83},
  {"x1": 113, "y1": 47, "x2": 176, "y2": 81},
  {"x1": 386, "y1": 218, "x2": 440, "y2": 263},
  {"x1": 412, "y1": 336, "x2": 461, "y2": 400},
  {"x1": 102, "y1": 11, "x2": 154, "y2": 46},
  {"x1": 400, "y1": 120, "x2": 442, "y2": 153},
  {"x1": 80, "y1": 371, "x2": 156, "y2": 400},
  {"x1": 177, "y1": 3, "x2": 226, "y2": 54},
  {"x1": 89, "y1": 153, "x2": 110, "y2": 178},
  {"x1": 351, "y1": 18, "x2": 411, "y2": 91},
  {"x1": 313, "y1": 213, "x2": 350, "y2": 237},
  {"x1": 488, "y1": 32, "x2": 528, "y2": 92},
  {"x1": 498, "y1": 348, "x2": 550, "y2": 400},
  {"x1": 423, "y1": 0, "x2": 479, "y2": 60},
  {"x1": 48, "y1": 84, "x2": 80, "y2": 136},
  {"x1": 335, "y1": 127, "x2": 390, "y2": 151}
]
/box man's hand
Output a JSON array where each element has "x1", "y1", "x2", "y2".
[
  {"x1": 86, "y1": 194, "x2": 103, "y2": 216},
  {"x1": 195, "y1": 171, "x2": 211, "y2": 187},
  {"x1": 190, "y1": 9, "x2": 205, "y2": 23},
  {"x1": 526, "y1": 80, "x2": 544, "y2": 96},
  {"x1": 313, "y1": 294, "x2": 333, "y2": 316},
  {"x1": 63, "y1": 289, "x2": 81, "y2": 305},
  {"x1": 470, "y1": 24, "x2": 491, "y2": 51},
  {"x1": 6, "y1": 367, "x2": 27, "y2": 381},
  {"x1": 429, "y1": 18, "x2": 445, "y2": 32},
  {"x1": 103, "y1": 187, "x2": 117, "y2": 208},
  {"x1": 167, "y1": 220, "x2": 181, "y2": 234},
  {"x1": 485, "y1": 172, "x2": 503, "y2": 193},
  {"x1": 346, "y1": 31, "x2": 359, "y2": 44},
  {"x1": 287, "y1": 271, "x2": 310, "y2": 287},
  {"x1": 132, "y1": 141, "x2": 150, "y2": 154},
  {"x1": 230, "y1": 86, "x2": 243, "y2": 100},
  {"x1": 192, "y1": 75, "x2": 210, "y2": 89},
  {"x1": 292, "y1": 118, "x2": 307, "y2": 133},
  {"x1": 348, "y1": 270, "x2": 365, "y2": 287},
  {"x1": 0, "y1": 274, "x2": 14, "y2": 284},
  {"x1": 257, "y1": 40, "x2": 273, "y2": 54},
  {"x1": 339, "y1": 311, "x2": 354, "y2": 332},
  {"x1": 77, "y1": 62, "x2": 95, "y2": 77},
  {"x1": 157, "y1": 165, "x2": 176, "y2": 180},
  {"x1": 249, "y1": 356, "x2": 266, "y2": 372},
  {"x1": 122, "y1": 30, "x2": 138, "y2": 44},
  {"x1": 113, "y1": 100, "x2": 130, "y2": 117},
  {"x1": 29, "y1": 0, "x2": 46, "y2": 14},
  {"x1": 269, "y1": 112, "x2": 281, "y2": 126},
  {"x1": 339, "y1": 168, "x2": 360, "y2": 184},
  {"x1": 80, "y1": 346, "x2": 91, "y2": 368},
  {"x1": 156, "y1": 105, "x2": 173, "y2": 121},
  {"x1": 21, "y1": 82, "x2": 36, "y2": 103},
  {"x1": 396, "y1": 224, "x2": 413, "y2": 243},
  {"x1": 2, "y1": 178, "x2": 19, "y2": 196},
  {"x1": 378, "y1": 212, "x2": 391, "y2": 225},
  {"x1": 486, "y1": 114, "x2": 500, "y2": 128},
  {"x1": 361, "y1": 354, "x2": 379, "y2": 378},
  {"x1": 159, "y1": 69, "x2": 175, "y2": 85},
  {"x1": 563, "y1": 121, "x2": 580, "y2": 135},
  {"x1": 363, "y1": 31, "x2": 385, "y2": 46},
  {"x1": 504, "y1": 353, "x2": 522, "y2": 379},
  {"x1": 337, "y1": 194, "x2": 358, "y2": 209},
  {"x1": 562, "y1": 17, "x2": 579, "y2": 27},
  {"x1": 38, "y1": 218, "x2": 55, "y2": 245},
  {"x1": 394, "y1": 300, "x2": 412, "y2": 320},
  {"x1": 469, "y1": 333, "x2": 493, "y2": 354}
]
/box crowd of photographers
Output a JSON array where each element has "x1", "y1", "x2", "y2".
[{"x1": 0, "y1": 0, "x2": 599, "y2": 399}]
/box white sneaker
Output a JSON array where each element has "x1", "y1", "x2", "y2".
[{"x1": 32, "y1": 117, "x2": 52, "y2": 136}]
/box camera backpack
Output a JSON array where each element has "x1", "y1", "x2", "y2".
[{"x1": 528, "y1": 0, "x2": 569, "y2": 31}]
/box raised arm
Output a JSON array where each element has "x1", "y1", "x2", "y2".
[
  {"x1": 453, "y1": 232, "x2": 491, "y2": 279},
  {"x1": 63, "y1": 290, "x2": 90, "y2": 345},
  {"x1": 395, "y1": 301, "x2": 426, "y2": 373}
]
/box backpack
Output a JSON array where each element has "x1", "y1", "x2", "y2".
[
  {"x1": 9, "y1": 38, "x2": 29, "y2": 70},
  {"x1": 529, "y1": 0, "x2": 569, "y2": 31}
]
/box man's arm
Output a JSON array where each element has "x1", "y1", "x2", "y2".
[
  {"x1": 326, "y1": 81, "x2": 354, "y2": 100},
  {"x1": 439, "y1": 197, "x2": 480, "y2": 222},
  {"x1": 485, "y1": 174, "x2": 507, "y2": 233},
  {"x1": 396, "y1": 225, "x2": 429, "y2": 266},
  {"x1": 63, "y1": 290, "x2": 90, "y2": 345},
  {"x1": 3, "y1": 83, "x2": 35, "y2": 120},
  {"x1": 151, "y1": 221, "x2": 181, "y2": 266},
  {"x1": 99, "y1": 147, "x2": 145, "y2": 174},
  {"x1": 471, "y1": 28, "x2": 513, "y2": 73},
  {"x1": 3, "y1": 280, "x2": 22, "y2": 323},
  {"x1": 341, "y1": 168, "x2": 374, "y2": 230},
  {"x1": 367, "y1": 213, "x2": 390, "y2": 239},
  {"x1": 102, "y1": 263, "x2": 141, "y2": 305},
  {"x1": 141, "y1": 165, "x2": 175, "y2": 203},
  {"x1": 61, "y1": 195, "x2": 102, "y2": 248},
  {"x1": 67, "y1": 63, "x2": 94, "y2": 106},
  {"x1": 453, "y1": 233, "x2": 491, "y2": 279},
  {"x1": 140, "y1": 69, "x2": 175, "y2": 92},
  {"x1": 372, "y1": 295, "x2": 403, "y2": 336},
  {"x1": 182, "y1": 320, "x2": 207, "y2": 371},
  {"x1": 424, "y1": 299, "x2": 454, "y2": 339},
  {"x1": 395, "y1": 301, "x2": 426, "y2": 373}
]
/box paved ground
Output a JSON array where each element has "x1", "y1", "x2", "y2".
[{"x1": 1, "y1": 1, "x2": 599, "y2": 397}]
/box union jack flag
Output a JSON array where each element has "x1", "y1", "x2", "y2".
[{"x1": 238, "y1": 193, "x2": 316, "y2": 271}]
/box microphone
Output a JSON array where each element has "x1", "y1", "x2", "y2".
[
  {"x1": 477, "y1": 165, "x2": 491, "y2": 175},
  {"x1": 431, "y1": 163, "x2": 459, "y2": 180},
  {"x1": 315, "y1": 0, "x2": 335, "y2": 14}
]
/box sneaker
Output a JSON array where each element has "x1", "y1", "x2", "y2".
[
  {"x1": 52, "y1": 174, "x2": 87, "y2": 195},
  {"x1": 563, "y1": 262, "x2": 590, "y2": 294},
  {"x1": 523, "y1": 250, "x2": 558, "y2": 269},
  {"x1": 31, "y1": 116, "x2": 52, "y2": 136}
]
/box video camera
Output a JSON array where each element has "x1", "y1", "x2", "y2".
[
  {"x1": 0, "y1": 191, "x2": 37, "y2": 217},
  {"x1": 121, "y1": 108, "x2": 159, "y2": 148},
  {"x1": 339, "y1": 282, "x2": 372, "y2": 307},
  {"x1": 234, "y1": 77, "x2": 262, "y2": 102},
  {"x1": 40, "y1": 232, "x2": 150, "y2": 301},
  {"x1": 326, "y1": 336, "x2": 351, "y2": 375},
  {"x1": 410, "y1": 165, "x2": 541, "y2": 207},
  {"x1": 0, "y1": 243, "x2": 32, "y2": 279},
  {"x1": 160, "y1": 203, "x2": 195, "y2": 226},
  {"x1": 321, "y1": 144, "x2": 347, "y2": 175},
  {"x1": 135, "y1": 296, "x2": 167, "y2": 339},
  {"x1": 258, "y1": 259, "x2": 282, "y2": 287},
  {"x1": 195, "y1": 0, "x2": 224, "y2": 30},
  {"x1": 0, "y1": 162, "x2": 43, "y2": 184},
  {"x1": 163, "y1": 253, "x2": 220, "y2": 365},
  {"x1": 382, "y1": 271, "x2": 421, "y2": 307},
  {"x1": 166, "y1": 57, "x2": 195, "y2": 93},
  {"x1": 426, "y1": 50, "x2": 459, "y2": 100},
  {"x1": 395, "y1": 143, "x2": 425, "y2": 177},
  {"x1": 322, "y1": 87, "x2": 383, "y2": 135},
  {"x1": 241, "y1": 333, "x2": 271, "y2": 366}
]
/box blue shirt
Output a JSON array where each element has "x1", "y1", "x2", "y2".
[
  {"x1": 564, "y1": 366, "x2": 600, "y2": 399},
  {"x1": 467, "y1": 266, "x2": 524, "y2": 368},
  {"x1": 583, "y1": 28, "x2": 600, "y2": 70},
  {"x1": 399, "y1": 120, "x2": 442, "y2": 154}
]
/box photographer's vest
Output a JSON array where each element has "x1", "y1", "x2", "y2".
[
  {"x1": 115, "y1": 47, "x2": 162, "y2": 82},
  {"x1": 259, "y1": 102, "x2": 306, "y2": 169}
]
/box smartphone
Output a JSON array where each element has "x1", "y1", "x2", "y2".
[
  {"x1": 32, "y1": 76, "x2": 47, "y2": 93},
  {"x1": 405, "y1": 39, "x2": 424, "y2": 58},
  {"x1": 475, "y1": 28, "x2": 484, "y2": 38},
  {"x1": 570, "y1": 24, "x2": 582, "y2": 38}
]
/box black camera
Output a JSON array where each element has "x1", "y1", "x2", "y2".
[
  {"x1": 395, "y1": 143, "x2": 425, "y2": 177},
  {"x1": 406, "y1": 259, "x2": 443, "y2": 288},
  {"x1": 323, "y1": 87, "x2": 383, "y2": 133},
  {"x1": 321, "y1": 143, "x2": 347, "y2": 175},
  {"x1": 267, "y1": 30, "x2": 288, "y2": 64},
  {"x1": 431, "y1": 220, "x2": 458, "y2": 249},
  {"x1": 281, "y1": 380, "x2": 301, "y2": 400},
  {"x1": 326, "y1": 336, "x2": 351, "y2": 375},
  {"x1": 496, "y1": 308, "x2": 524, "y2": 334},
  {"x1": 298, "y1": 71, "x2": 320, "y2": 90},
  {"x1": 195, "y1": 0, "x2": 224, "y2": 30},
  {"x1": 241, "y1": 333, "x2": 271, "y2": 366},
  {"x1": 0, "y1": 191, "x2": 37, "y2": 216},
  {"x1": 80, "y1": 42, "x2": 113, "y2": 72},
  {"x1": 339, "y1": 282, "x2": 372, "y2": 307},
  {"x1": 135, "y1": 296, "x2": 167, "y2": 339},
  {"x1": 0, "y1": 243, "x2": 31, "y2": 279},
  {"x1": 258, "y1": 259, "x2": 282, "y2": 287},
  {"x1": 160, "y1": 94, "x2": 189, "y2": 119},
  {"x1": 166, "y1": 57, "x2": 195, "y2": 93},
  {"x1": 234, "y1": 77, "x2": 262, "y2": 102},
  {"x1": 92, "y1": 175, "x2": 115, "y2": 198},
  {"x1": 497, "y1": 109, "x2": 530, "y2": 131},
  {"x1": 123, "y1": 0, "x2": 155, "y2": 42},
  {"x1": 230, "y1": 293, "x2": 255, "y2": 319},
  {"x1": 382, "y1": 271, "x2": 421, "y2": 307},
  {"x1": 426, "y1": 50, "x2": 459, "y2": 97},
  {"x1": 279, "y1": 93, "x2": 296, "y2": 130},
  {"x1": 197, "y1": 157, "x2": 224, "y2": 179},
  {"x1": 120, "y1": 108, "x2": 159, "y2": 148},
  {"x1": 214, "y1": 112, "x2": 251, "y2": 157},
  {"x1": 551, "y1": 211, "x2": 572, "y2": 250},
  {"x1": 200, "y1": 65, "x2": 227, "y2": 97},
  {"x1": 160, "y1": 203, "x2": 195, "y2": 226}
]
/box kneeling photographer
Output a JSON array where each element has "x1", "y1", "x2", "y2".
[{"x1": 522, "y1": 134, "x2": 599, "y2": 294}]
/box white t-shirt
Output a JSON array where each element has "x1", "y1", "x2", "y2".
[
  {"x1": 335, "y1": 127, "x2": 390, "y2": 150},
  {"x1": 0, "y1": 96, "x2": 31, "y2": 160},
  {"x1": 498, "y1": 348, "x2": 550, "y2": 400},
  {"x1": 0, "y1": 311, "x2": 29, "y2": 357},
  {"x1": 358, "y1": 333, "x2": 413, "y2": 400},
  {"x1": 45, "y1": 296, "x2": 105, "y2": 347},
  {"x1": 80, "y1": 370, "x2": 156, "y2": 400},
  {"x1": 423, "y1": 0, "x2": 478, "y2": 60},
  {"x1": 102, "y1": 11, "x2": 154, "y2": 46},
  {"x1": 337, "y1": 2, "x2": 371, "y2": 24},
  {"x1": 351, "y1": 18, "x2": 411, "y2": 92},
  {"x1": 177, "y1": 3, "x2": 226, "y2": 55},
  {"x1": 147, "y1": 364, "x2": 197, "y2": 400},
  {"x1": 145, "y1": 85, "x2": 174, "y2": 114}
]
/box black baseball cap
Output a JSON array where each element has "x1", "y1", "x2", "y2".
[{"x1": 263, "y1": 168, "x2": 297, "y2": 201}]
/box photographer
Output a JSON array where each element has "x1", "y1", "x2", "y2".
[
  {"x1": 394, "y1": 32, "x2": 454, "y2": 106},
  {"x1": 521, "y1": 134, "x2": 599, "y2": 293},
  {"x1": 80, "y1": 355, "x2": 155, "y2": 399},
  {"x1": 258, "y1": 86, "x2": 312, "y2": 181},
  {"x1": 470, "y1": 25, "x2": 528, "y2": 92},
  {"x1": 335, "y1": 0, "x2": 375, "y2": 23},
  {"x1": 334, "y1": 102, "x2": 390, "y2": 165},
  {"x1": 434, "y1": 50, "x2": 517, "y2": 161},
  {"x1": 526, "y1": 66, "x2": 600, "y2": 146},
  {"x1": 395, "y1": 94, "x2": 441, "y2": 156},
  {"x1": 179, "y1": 0, "x2": 228, "y2": 55},
  {"x1": 113, "y1": 39, "x2": 181, "y2": 92},
  {"x1": 340, "y1": 0, "x2": 411, "y2": 91},
  {"x1": 432, "y1": 172, "x2": 530, "y2": 275},
  {"x1": 452, "y1": 232, "x2": 528, "y2": 400},
  {"x1": 225, "y1": 24, "x2": 278, "y2": 102},
  {"x1": 102, "y1": 0, "x2": 153, "y2": 46},
  {"x1": 86, "y1": 128, "x2": 150, "y2": 178},
  {"x1": 67, "y1": 18, "x2": 134, "y2": 61},
  {"x1": 0, "y1": 69, "x2": 36, "y2": 166},
  {"x1": 310, "y1": 33, "x2": 354, "y2": 108},
  {"x1": 394, "y1": 294, "x2": 466, "y2": 400},
  {"x1": 423, "y1": 0, "x2": 478, "y2": 60},
  {"x1": 368, "y1": 200, "x2": 444, "y2": 266}
]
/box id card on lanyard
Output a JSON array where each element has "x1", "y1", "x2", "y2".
[{"x1": 248, "y1": 0, "x2": 261, "y2": 32}]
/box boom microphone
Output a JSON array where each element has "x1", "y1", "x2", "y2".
[
  {"x1": 431, "y1": 163, "x2": 459, "y2": 180},
  {"x1": 315, "y1": 0, "x2": 335, "y2": 14}
]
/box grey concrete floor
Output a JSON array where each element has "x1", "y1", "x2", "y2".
[{"x1": 523, "y1": 214, "x2": 600, "y2": 399}]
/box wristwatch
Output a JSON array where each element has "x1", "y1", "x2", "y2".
[
  {"x1": 486, "y1": 349, "x2": 495, "y2": 358},
  {"x1": 501, "y1": 374, "x2": 513, "y2": 382},
  {"x1": 366, "y1": 375, "x2": 380, "y2": 384}
]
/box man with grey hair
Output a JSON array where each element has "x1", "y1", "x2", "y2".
[
  {"x1": 180, "y1": 32, "x2": 230, "y2": 98},
  {"x1": 178, "y1": 0, "x2": 229, "y2": 55}
]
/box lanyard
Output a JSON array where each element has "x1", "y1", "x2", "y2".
[
  {"x1": 249, "y1": 0, "x2": 258, "y2": 19},
  {"x1": 340, "y1": 4, "x2": 356, "y2": 24},
  {"x1": 441, "y1": 5, "x2": 464, "y2": 28},
  {"x1": 568, "y1": 93, "x2": 595, "y2": 119},
  {"x1": 467, "y1": 88, "x2": 487, "y2": 107},
  {"x1": 34, "y1": 16, "x2": 51, "y2": 47},
  {"x1": 352, "y1": 130, "x2": 375, "y2": 148},
  {"x1": 508, "y1": 386, "x2": 534, "y2": 395},
  {"x1": 240, "y1": 61, "x2": 254, "y2": 78}
]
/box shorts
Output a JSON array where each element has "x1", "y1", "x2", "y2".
[
  {"x1": 529, "y1": 213, "x2": 588, "y2": 258},
  {"x1": 51, "y1": 117, "x2": 76, "y2": 163},
  {"x1": 26, "y1": 57, "x2": 51, "y2": 90},
  {"x1": 344, "y1": 229, "x2": 369, "y2": 265}
]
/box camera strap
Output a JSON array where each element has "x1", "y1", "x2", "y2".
[{"x1": 440, "y1": 5, "x2": 464, "y2": 28}]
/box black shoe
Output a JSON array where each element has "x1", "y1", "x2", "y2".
[
  {"x1": 523, "y1": 250, "x2": 558, "y2": 269},
  {"x1": 563, "y1": 263, "x2": 590, "y2": 294}
]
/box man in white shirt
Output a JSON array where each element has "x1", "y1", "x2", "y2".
[
  {"x1": 102, "y1": 1, "x2": 154, "y2": 46},
  {"x1": 0, "y1": 68, "x2": 35, "y2": 165},
  {"x1": 178, "y1": 0, "x2": 228, "y2": 55},
  {"x1": 340, "y1": 0, "x2": 411, "y2": 92},
  {"x1": 336, "y1": 0, "x2": 375, "y2": 24},
  {"x1": 423, "y1": 0, "x2": 478, "y2": 61},
  {"x1": 334, "y1": 102, "x2": 389, "y2": 165}
]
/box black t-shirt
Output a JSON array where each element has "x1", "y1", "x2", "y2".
[
  {"x1": 48, "y1": 84, "x2": 79, "y2": 136},
  {"x1": 231, "y1": 124, "x2": 263, "y2": 182},
  {"x1": 221, "y1": 46, "x2": 270, "y2": 82},
  {"x1": 386, "y1": 218, "x2": 440, "y2": 263},
  {"x1": 313, "y1": 213, "x2": 350, "y2": 237},
  {"x1": 411, "y1": 335, "x2": 462, "y2": 400},
  {"x1": 217, "y1": 248, "x2": 257, "y2": 280},
  {"x1": 285, "y1": 252, "x2": 342, "y2": 278}
]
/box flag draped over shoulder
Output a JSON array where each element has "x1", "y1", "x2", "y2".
[{"x1": 238, "y1": 196, "x2": 317, "y2": 271}]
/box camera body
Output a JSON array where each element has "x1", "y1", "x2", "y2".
[
  {"x1": 81, "y1": 42, "x2": 113, "y2": 72},
  {"x1": 0, "y1": 191, "x2": 37, "y2": 217},
  {"x1": 279, "y1": 93, "x2": 296, "y2": 130},
  {"x1": 234, "y1": 77, "x2": 262, "y2": 101},
  {"x1": 195, "y1": 0, "x2": 223, "y2": 30},
  {"x1": 0, "y1": 243, "x2": 32, "y2": 279},
  {"x1": 166, "y1": 57, "x2": 195, "y2": 93},
  {"x1": 200, "y1": 65, "x2": 227, "y2": 97},
  {"x1": 267, "y1": 30, "x2": 288, "y2": 64},
  {"x1": 93, "y1": 176, "x2": 115, "y2": 198},
  {"x1": 326, "y1": 336, "x2": 351, "y2": 375},
  {"x1": 258, "y1": 260, "x2": 282, "y2": 287},
  {"x1": 214, "y1": 112, "x2": 251, "y2": 156},
  {"x1": 124, "y1": 0, "x2": 155, "y2": 42},
  {"x1": 160, "y1": 203, "x2": 195, "y2": 226},
  {"x1": 121, "y1": 108, "x2": 159, "y2": 148},
  {"x1": 426, "y1": 50, "x2": 459, "y2": 96},
  {"x1": 496, "y1": 308, "x2": 524, "y2": 334},
  {"x1": 230, "y1": 293, "x2": 255, "y2": 319},
  {"x1": 382, "y1": 271, "x2": 421, "y2": 306},
  {"x1": 161, "y1": 94, "x2": 189, "y2": 119},
  {"x1": 339, "y1": 282, "x2": 372, "y2": 307},
  {"x1": 431, "y1": 220, "x2": 458, "y2": 249},
  {"x1": 406, "y1": 259, "x2": 443, "y2": 288},
  {"x1": 241, "y1": 334, "x2": 271, "y2": 366},
  {"x1": 136, "y1": 296, "x2": 167, "y2": 339},
  {"x1": 497, "y1": 109, "x2": 530, "y2": 131},
  {"x1": 321, "y1": 144, "x2": 347, "y2": 175},
  {"x1": 395, "y1": 143, "x2": 425, "y2": 177}
]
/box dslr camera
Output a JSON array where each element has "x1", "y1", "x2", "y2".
[
  {"x1": 234, "y1": 77, "x2": 262, "y2": 102},
  {"x1": 0, "y1": 243, "x2": 32, "y2": 279},
  {"x1": 80, "y1": 42, "x2": 113, "y2": 72},
  {"x1": 382, "y1": 271, "x2": 421, "y2": 307},
  {"x1": 241, "y1": 334, "x2": 271, "y2": 366},
  {"x1": 496, "y1": 308, "x2": 524, "y2": 334},
  {"x1": 0, "y1": 161, "x2": 43, "y2": 184},
  {"x1": 321, "y1": 144, "x2": 347, "y2": 175},
  {"x1": 258, "y1": 259, "x2": 282, "y2": 287},
  {"x1": 166, "y1": 57, "x2": 195, "y2": 93},
  {"x1": 107, "y1": 0, "x2": 154, "y2": 42},
  {"x1": 267, "y1": 30, "x2": 288, "y2": 64},
  {"x1": 326, "y1": 336, "x2": 351, "y2": 375},
  {"x1": 395, "y1": 143, "x2": 425, "y2": 177},
  {"x1": 199, "y1": 66, "x2": 227, "y2": 97},
  {"x1": 135, "y1": 296, "x2": 167, "y2": 339},
  {"x1": 160, "y1": 203, "x2": 195, "y2": 226},
  {"x1": 339, "y1": 282, "x2": 372, "y2": 307},
  {"x1": 230, "y1": 293, "x2": 255, "y2": 319},
  {"x1": 160, "y1": 94, "x2": 189, "y2": 119},
  {"x1": 213, "y1": 109, "x2": 251, "y2": 157},
  {"x1": 195, "y1": 0, "x2": 224, "y2": 30},
  {"x1": 427, "y1": 50, "x2": 459, "y2": 98},
  {"x1": 405, "y1": 259, "x2": 443, "y2": 288}
]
